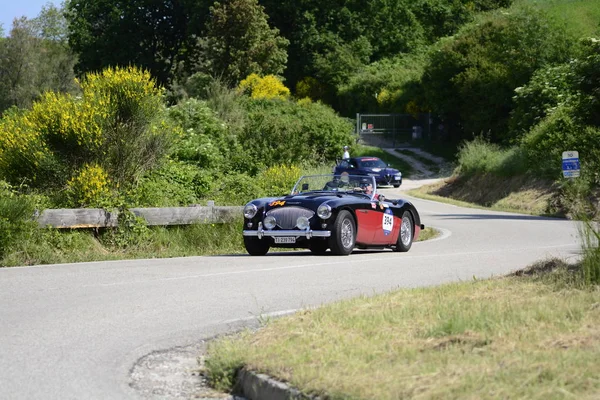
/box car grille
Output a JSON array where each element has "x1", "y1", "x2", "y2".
[{"x1": 266, "y1": 207, "x2": 315, "y2": 229}]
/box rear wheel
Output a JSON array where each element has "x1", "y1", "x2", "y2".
[
  {"x1": 394, "y1": 211, "x2": 413, "y2": 252},
  {"x1": 244, "y1": 236, "x2": 270, "y2": 256},
  {"x1": 329, "y1": 210, "x2": 355, "y2": 256},
  {"x1": 309, "y1": 240, "x2": 329, "y2": 255}
]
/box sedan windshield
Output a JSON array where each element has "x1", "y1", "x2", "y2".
[{"x1": 356, "y1": 158, "x2": 387, "y2": 169}]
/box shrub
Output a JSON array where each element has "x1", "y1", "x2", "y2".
[
  {"x1": 457, "y1": 137, "x2": 528, "y2": 177},
  {"x1": 239, "y1": 98, "x2": 354, "y2": 167},
  {"x1": 420, "y1": 5, "x2": 574, "y2": 144},
  {"x1": 129, "y1": 160, "x2": 213, "y2": 207},
  {"x1": 238, "y1": 73, "x2": 290, "y2": 100},
  {"x1": 510, "y1": 63, "x2": 577, "y2": 138},
  {"x1": 0, "y1": 181, "x2": 37, "y2": 259},
  {"x1": 0, "y1": 66, "x2": 173, "y2": 202},
  {"x1": 65, "y1": 163, "x2": 112, "y2": 207},
  {"x1": 521, "y1": 105, "x2": 600, "y2": 182},
  {"x1": 256, "y1": 164, "x2": 302, "y2": 196}
]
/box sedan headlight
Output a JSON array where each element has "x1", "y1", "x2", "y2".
[
  {"x1": 243, "y1": 203, "x2": 258, "y2": 219},
  {"x1": 263, "y1": 215, "x2": 277, "y2": 229},
  {"x1": 317, "y1": 204, "x2": 332, "y2": 220}
]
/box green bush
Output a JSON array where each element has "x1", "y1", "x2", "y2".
[
  {"x1": 509, "y1": 63, "x2": 576, "y2": 138},
  {"x1": 129, "y1": 160, "x2": 213, "y2": 207},
  {"x1": 420, "y1": 5, "x2": 573, "y2": 144},
  {"x1": 0, "y1": 66, "x2": 173, "y2": 205},
  {"x1": 239, "y1": 98, "x2": 354, "y2": 167},
  {"x1": 521, "y1": 105, "x2": 600, "y2": 182},
  {"x1": 0, "y1": 182, "x2": 37, "y2": 259},
  {"x1": 457, "y1": 137, "x2": 528, "y2": 177}
]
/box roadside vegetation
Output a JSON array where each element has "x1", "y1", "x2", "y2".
[{"x1": 205, "y1": 260, "x2": 600, "y2": 399}]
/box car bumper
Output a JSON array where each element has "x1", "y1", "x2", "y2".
[{"x1": 243, "y1": 229, "x2": 331, "y2": 239}]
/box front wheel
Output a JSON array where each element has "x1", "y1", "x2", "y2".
[
  {"x1": 244, "y1": 236, "x2": 270, "y2": 256},
  {"x1": 393, "y1": 183, "x2": 400, "y2": 188},
  {"x1": 394, "y1": 211, "x2": 413, "y2": 252},
  {"x1": 329, "y1": 210, "x2": 355, "y2": 255}
]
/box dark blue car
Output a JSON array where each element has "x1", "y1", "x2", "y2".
[{"x1": 333, "y1": 156, "x2": 402, "y2": 188}]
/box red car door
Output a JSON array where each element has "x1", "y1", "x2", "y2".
[{"x1": 371, "y1": 204, "x2": 400, "y2": 245}]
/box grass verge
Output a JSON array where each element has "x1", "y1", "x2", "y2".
[
  {"x1": 204, "y1": 260, "x2": 600, "y2": 399},
  {"x1": 408, "y1": 173, "x2": 562, "y2": 217}
]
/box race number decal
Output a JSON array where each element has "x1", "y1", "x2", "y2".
[{"x1": 382, "y1": 208, "x2": 394, "y2": 236}]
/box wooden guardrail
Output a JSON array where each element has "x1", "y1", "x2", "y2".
[{"x1": 36, "y1": 203, "x2": 243, "y2": 229}]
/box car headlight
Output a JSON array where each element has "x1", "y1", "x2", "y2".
[
  {"x1": 264, "y1": 215, "x2": 276, "y2": 229},
  {"x1": 317, "y1": 204, "x2": 332, "y2": 220},
  {"x1": 296, "y1": 216, "x2": 310, "y2": 230},
  {"x1": 243, "y1": 203, "x2": 258, "y2": 219}
]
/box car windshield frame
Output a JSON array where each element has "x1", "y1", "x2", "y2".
[{"x1": 291, "y1": 174, "x2": 377, "y2": 200}]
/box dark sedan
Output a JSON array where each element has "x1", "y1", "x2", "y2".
[
  {"x1": 242, "y1": 174, "x2": 423, "y2": 256},
  {"x1": 333, "y1": 156, "x2": 402, "y2": 187}
]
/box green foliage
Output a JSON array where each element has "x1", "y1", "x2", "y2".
[
  {"x1": 203, "y1": 0, "x2": 289, "y2": 85},
  {"x1": 573, "y1": 38, "x2": 600, "y2": 126},
  {"x1": 65, "y1": 0, "x2": 198, "y2": 86},
  {"x1": 130, "y1": 160, "x2": 212, "y2": 207},
  {"x1": 337, "y1": 53, "x2": 427, "y2": 115},
  {"x1": 521, "y1": 105, "x2": 600, "y2": 182},
  {"x1": 239, "y1": 98, "x2": 354, "y2": 167},
  {"x1": 167, "y1": 98, "x2": 230, "y2": 169},
  {"x1": 510, "y1": 63, "x2": 577, "y2": 137},
  {"x1": 420, "y1": 5, "x2": 574, "y2": 144},
  {"x1": 457, "y1": 137, "x2": 528, "y2": 177},
  {"x1": 209, "y1": 172, "x2": 264, "y2": 206},
  {"x1": 0, "y1": 7, "x2": 78, "y2": 114},
  {"x1": 0, "y1": 181, "x2": 37, "y2": 258}
]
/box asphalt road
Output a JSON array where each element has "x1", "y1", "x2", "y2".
[{"x1": 0, "y1": 184, "x2": 582, "y2": 400}]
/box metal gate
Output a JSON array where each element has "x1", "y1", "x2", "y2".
[{"x1": 356, "y1": 113, "x2": 432, "y2": 147}]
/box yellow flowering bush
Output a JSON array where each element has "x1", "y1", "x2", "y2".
[
  {"x1": 0, "y1": 108, "x2": 48, "y2": 182},
  {"x1": 0, "y1": 66, "x2": 171, "y2": 198},
  {"x1": 66, "y1": 164, "x2": 112, "y2": 207},
  {"x1": 257, "y1": 164, "x2": 302, "y2": 195},
  {"x1": 238, "y1": 74, "x2": 290, "y2": 100}
]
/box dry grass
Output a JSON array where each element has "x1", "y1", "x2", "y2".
[
  {"x1": 205, "y1": 262, "x2": 600, "y2": 399},
  {"x1": 409, "y1": 174, "x2": 562, "y2": 217}
]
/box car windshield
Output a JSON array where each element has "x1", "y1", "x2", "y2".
[
  {"x1": 291, "y1": 174, "x2": 377, "y2": 200},
  {"x1": 356, "y1": 158, "x2": 387, "y2": 169}
]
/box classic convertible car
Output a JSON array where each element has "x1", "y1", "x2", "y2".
[
  {"x1": 333, "y1": 156, "x2": 402, "y2": 187},
  {"x1": 242, "y1": 174, "x2": 423, "y2": 256}
]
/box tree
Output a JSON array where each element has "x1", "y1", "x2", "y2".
[
  {"x1": 419, "y1": 6, "x2": 573, "y2": 144},
  {"x1": 202, "y1": 0, "x2": 288, "y2": 85},
  {"x1": 65, "y1": 0, "x2": 205, "y2": 86},
  {"x1": 0, "y1": 5, "x2": 78, "y2": 114}
]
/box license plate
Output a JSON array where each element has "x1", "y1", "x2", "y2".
[{"x1": 274, "y1": 237, "x2": 296, "y2": 244}]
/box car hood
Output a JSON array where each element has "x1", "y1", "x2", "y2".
[
  {"x1": 265, "y1": 192, "x2": 359, "y2": 211},
  {"x1": 365, "y1": 167, "x2": 400, "y2": 175}
]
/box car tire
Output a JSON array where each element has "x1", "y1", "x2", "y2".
[
  {"x1": 309, "y1": 239, "x2": 329, "y2": 255},
  {"x1": 394, "y1": 211, "x2": 413, "y2": 252},
  {"x1": 393, "y1": 183, "x2": 400, "y2": 188},
  {"x1": 244, "y1": 236, "x2": 270, "y2": 256},
  {"x1": 329, "y1": 210, "x2": 355, "y2": 256}
]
